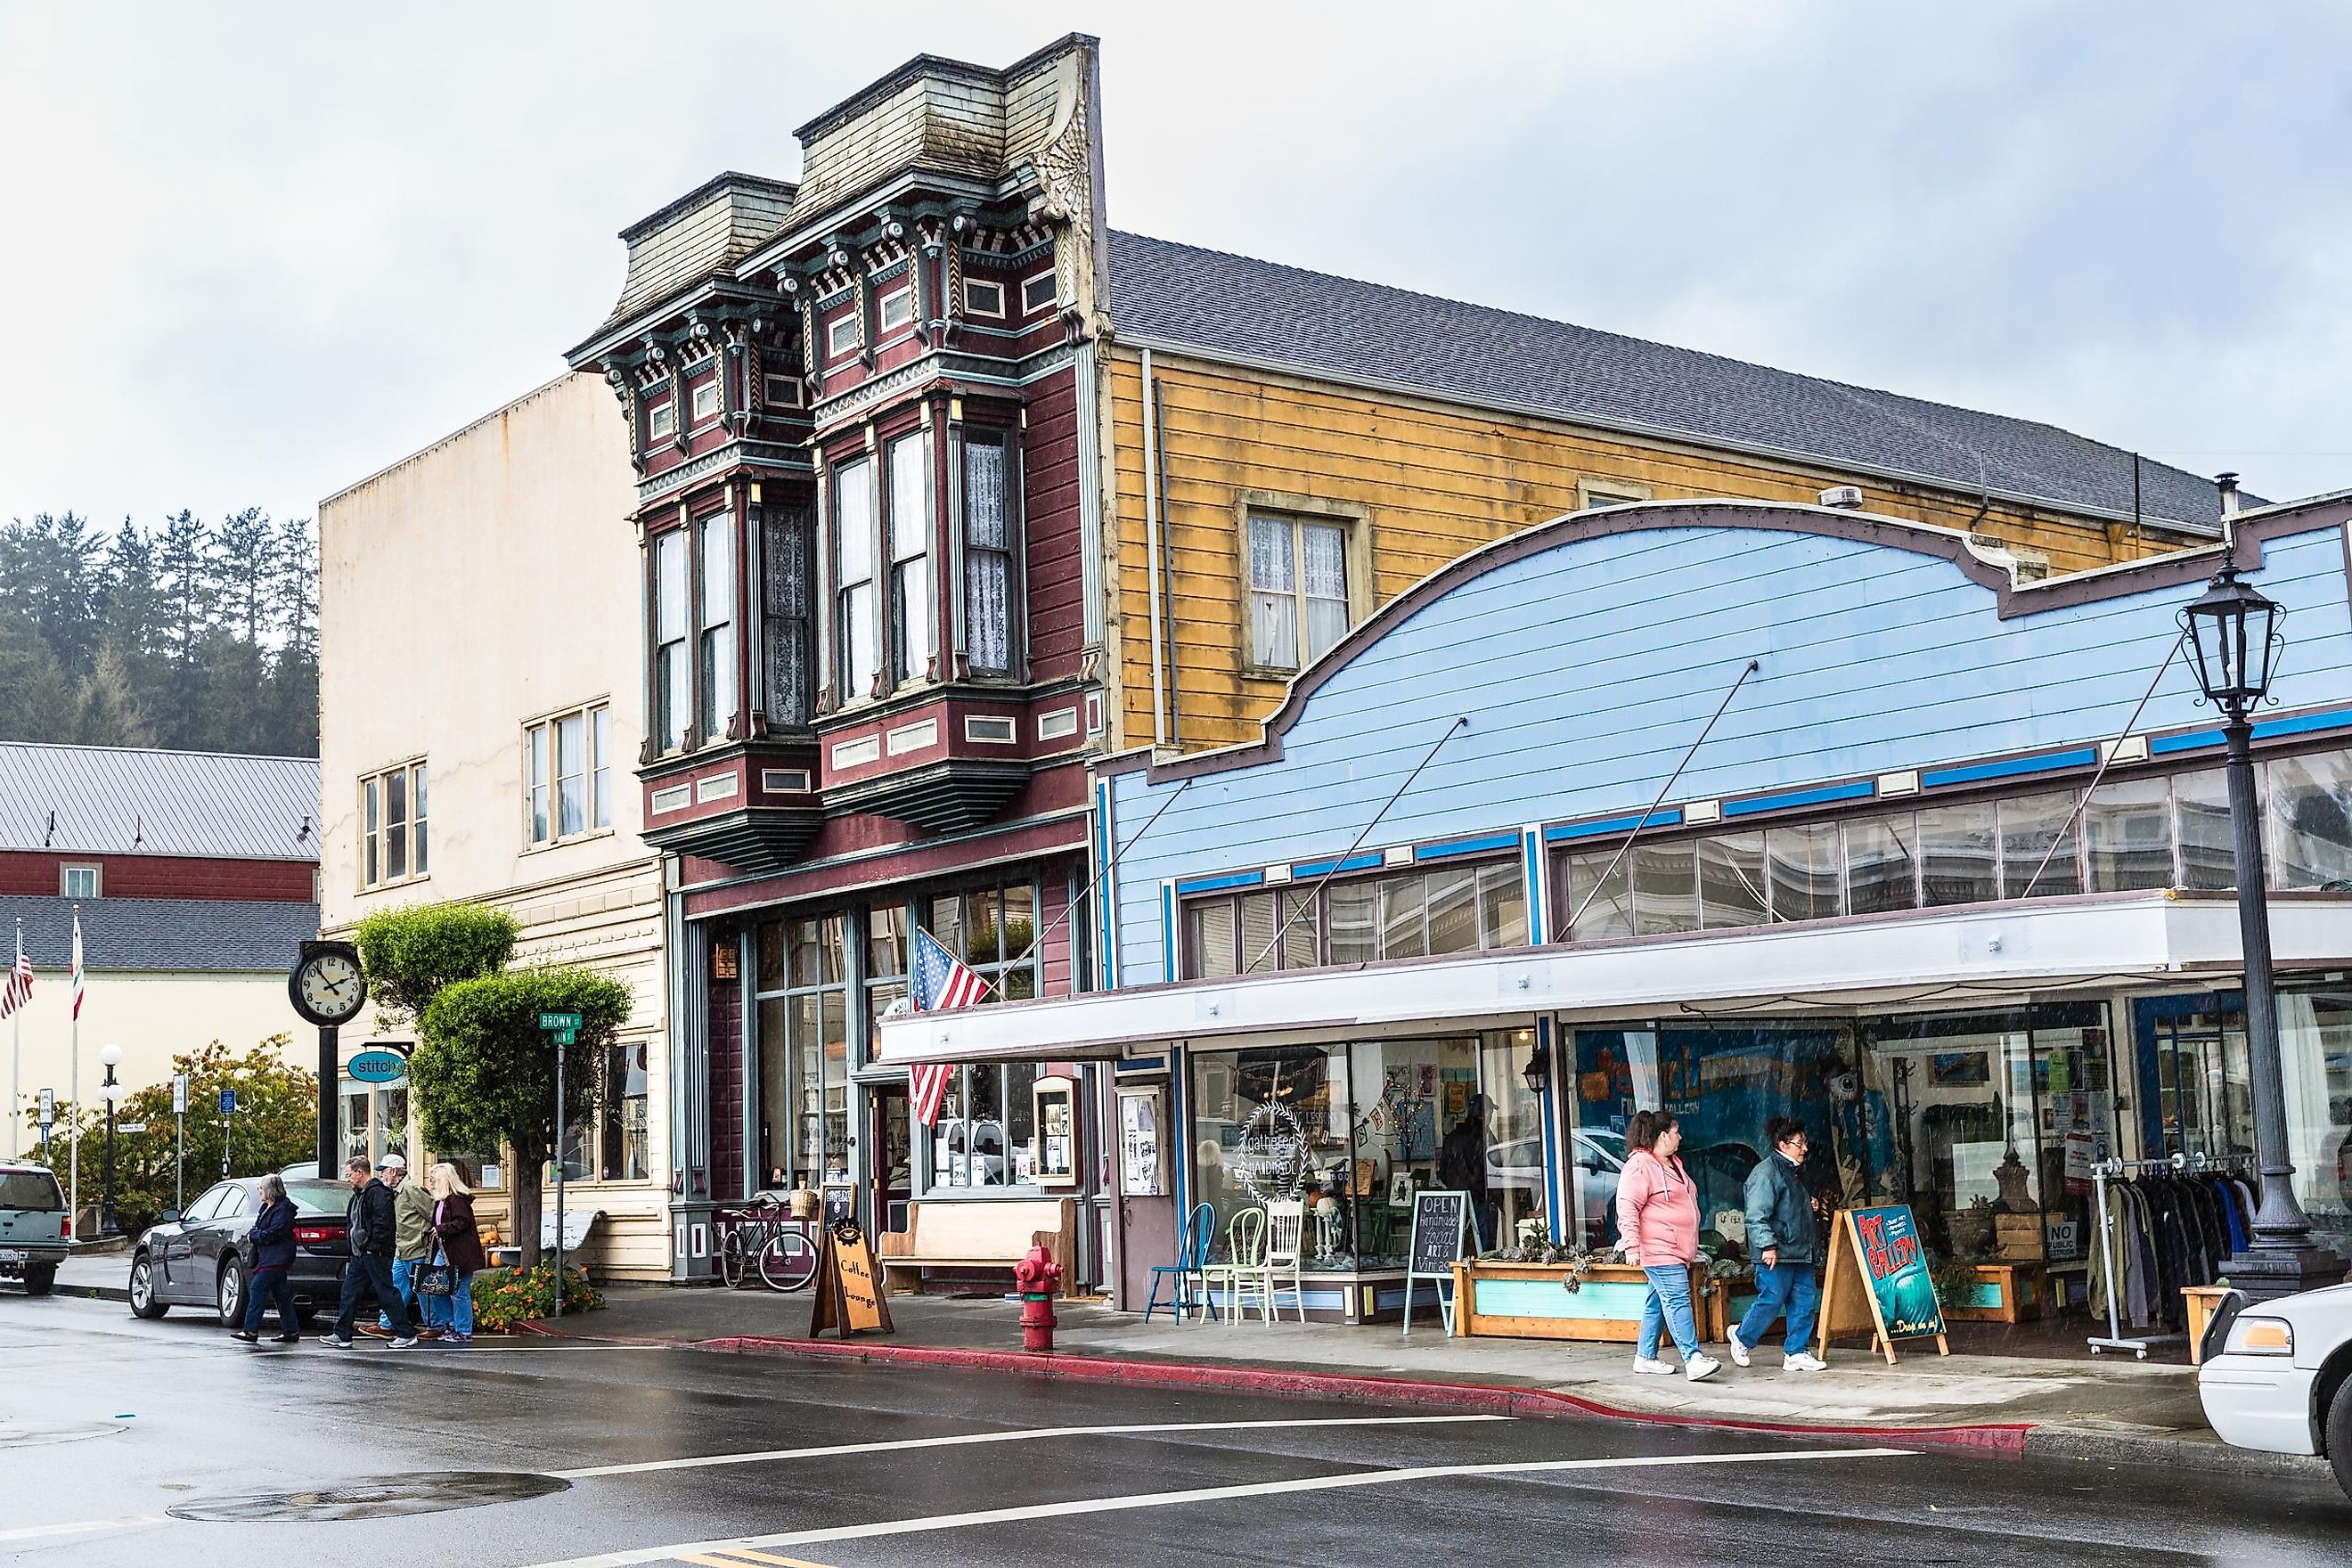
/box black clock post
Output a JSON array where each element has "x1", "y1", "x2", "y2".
[{"x1": 290, "y1": 940, "x2": 369, "y2": 1174}]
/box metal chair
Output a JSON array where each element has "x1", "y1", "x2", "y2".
[
  {"x1": 1200, "y1": 1206, "x2": 1267, "y2": 1328},
  {"x1": 1144, "y1": 1201, "x2": 1215, "y2": 1324}
]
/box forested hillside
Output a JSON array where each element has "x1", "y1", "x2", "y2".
[{"x1": 0, "y1": 510, "x2": 317, "y2": 756}]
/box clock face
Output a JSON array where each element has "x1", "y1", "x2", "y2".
[{"x1": 295, "y1": 951, "x2": 365, "y2": 1024}]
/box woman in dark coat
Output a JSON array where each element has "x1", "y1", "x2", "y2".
[
  {"x1": 428, "y1": 1162, "x2": 488, "y2": 1345},
  {"x1": 231, "y1": 1173, "x2": 300, "y2": 1343}
]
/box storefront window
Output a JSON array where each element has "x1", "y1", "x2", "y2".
[
  {"x1": 600, "y1": 1041, "x2": 650, "y2": 1182},
  {"x1": 2270, "y1": 751, "x2": 2352, "y2": 887},
  {"x1": 1180, "y1": 862, "x2": 1523, "y2": 978},
  {"x1": 922, "y1": 878, "x2": 1042, "y2": 1190},
  {"x1": 2174, "y1": 769, "x2": 2234, "y2": 890},
  {"x1": 1918, "y1": 802, "x2": 1997, "y2": 906},
  {"x1": 1188, "y1": 1033, "x2": 1543, "y2": 1271},
  {"x1": 756, "y1": 915, "x2": 850, "y2": 1190},
  {"x1": 2086, "y1": 779, "x2": 2172, "y2": 892},
  {"x1": 2275, "y1": 982, "x2": 2352, "y2": 1255}
]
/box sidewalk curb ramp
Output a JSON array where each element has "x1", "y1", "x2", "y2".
[{"x1": 515, "y1": 1320, "x2": 2030, "y2": 1457}]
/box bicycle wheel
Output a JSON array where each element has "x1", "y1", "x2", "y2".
[
  {"x1": 758, "y1": 1229, "x2": 819, "y2": 1292},
  {"x1": 719, "y1": 1226, "x2": 754, "y2": 1289}
]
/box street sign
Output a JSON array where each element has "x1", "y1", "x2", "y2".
[
  {"x1": 538, "y1": 1011, "x2": 583, "y2": 1031},
  {"x1": 219, "y1": 1088, "x2": 238, "y2": 1115},
  {"x1": 348, "y1": 1049, "x2": 407, "y2": 1084},
  {"x1": 36, "y1": 1088, "x2": 53, "y2": 1127},
  {"x1": 171, "y1": 1074, "x2": 189, "y2": 1115},
  {"x1": 115, "y1": 1122, "x2": 147, "y2": 1134}
]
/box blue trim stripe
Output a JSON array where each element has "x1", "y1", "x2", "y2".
[
  {"x1": 1161, "y1": 882, "x2": 1176, "y2": 984},
  {"x1": 2255, "y1": 706, "x2": 2352, "y2": 740},
  {"x1": 1537, "y1": 1015, "x2": 1563, "y2": 1245},
  {"x1": 1523, "y1": 829, "x2": 1546, "y2": 945},
  {"x1": 1922, "y1": 747, "x2": 2100, "y2": 788},
  {"x1": 2152, "y1": 728, "x2": 2225, "y2": 755},
  {"x1": 1291, "y1": 851, "x2": 1384, "y2": 878},
  {"x1": 1544, "y1": 807, "x2": 1684, "y2": 843},
  {"x1": 1414, "y1": 830, "x2": 1523, "y2": 862},
  {"x1": 1115, "y1": 1055, "x2": 1168, "y2": 1075},
  {"x1": 1720, "y1": 779, "x2": 1874, "y2": 819},
  {"x1": 1174, "y1": 869, "x2": 1265, "y2": 896}
]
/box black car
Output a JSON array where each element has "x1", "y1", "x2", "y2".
[{"x1": 128, "y1": 1176, "x2": 358, "y2": 1326}]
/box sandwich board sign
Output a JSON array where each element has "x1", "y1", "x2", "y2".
[
  {"x1": 808, "y1": 1218, "x2": 894, "y2": 1338},
  {"x1": 1817, "y1": 1204, "x2": 1949, "y2": 1364},
  {"x1": 1401, "y1": 1188, "x2": 1469, "y2": 1336}
]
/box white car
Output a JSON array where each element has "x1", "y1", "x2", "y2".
[{"x1": 2197, "y1": 1282, "x2": 2352, "y2": 1499}]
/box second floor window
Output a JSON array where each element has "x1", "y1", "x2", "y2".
[
  {"x1": 1248, "y1": 513, "x2": 1349, "y2": 671},
  {"x1": 962, "y1": 432, "x2": 1015, "y2": 674},
  {"x1": 61, "y1": 864, "x2": 100, "y2": 899},
  {"x1": 527, "y1": 703, "x2": 612, "y2": 845},
  {"x1": 887, "y1": 431, "x2": 932, "y2": 685},
  {"x1": 698, "y1": 512, "x2": 736, "y2": 740},
  {"x1": 834, "y1": 457, "x2": 879, "y2": 702},
  {"x1": 361, "y1": 760, "x2": 428, "y2": 888},
  {"x1": 653, "y1": 529, "x2": 689, "y2": 752}
]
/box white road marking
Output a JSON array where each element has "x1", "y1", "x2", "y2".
[
  {"x1": 530, "y1": 1445, "x2": 1914, "y2": 1566},
  {"x1": 551, "y1": 1414, "x2": 1509, "y2": 1479},
  {"x1": 0, "y1": 1515, "x2": 171, "y2": 1544}
]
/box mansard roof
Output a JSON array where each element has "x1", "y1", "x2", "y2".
[
  {"x1": 594, "y1": 172, "x2": 800, "y2": 334},
  {"x1": 1105, "y1": 231, "x2": 2242, "y2": 533}
]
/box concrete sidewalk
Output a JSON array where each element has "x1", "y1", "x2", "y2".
[
  {"x1": 43, "y1": 1252, "x2": 134, "y2": 1303},
  {"x1": 527, "y1": 1283, "x2": 2327, "y2": 1478}
]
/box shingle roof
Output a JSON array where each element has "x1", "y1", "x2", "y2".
[
  {"x1": 2, "y1": 895, "x2": 317, "y2": 974},
  {"x1": 0, "y1": 744, "x2": 319, "y2": 862},
  {"x1": 1106, "y1": 232, "x2": 2242, "y2": 531}
]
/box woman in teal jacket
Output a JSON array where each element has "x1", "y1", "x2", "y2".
[{"x1": 1730, "y1": 1116, "x2": 1827, "y2": 1373}]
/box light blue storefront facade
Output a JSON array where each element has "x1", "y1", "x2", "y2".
[{"x1": 882, "y1": 495, "x2": 2352, "y2": 1323}]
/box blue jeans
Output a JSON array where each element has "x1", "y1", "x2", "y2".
[
  {"x1": 242, "y1": 1266, "x2": 298, "y2": 1335},
  {"x1": 1637, "y1": 1264, "x2": 1702, "y2": 1360},
  {"x1": 381, "y1": 1258, "x2": 427, "y2": 1330},
  {"x1": 1736, "y1": 1261, "x2": 1821, "y2": 1357},
  {"x1": 445, "y1": 1271, "x2": 475, "y2": 1337}
]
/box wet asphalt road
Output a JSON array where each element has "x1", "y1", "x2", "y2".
[{"x1": 3, "y1": 1291, "x2": 2347, "y2": 1567}]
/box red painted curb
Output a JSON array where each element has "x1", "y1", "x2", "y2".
[{"x1": 515, "y1": 1319, "x2": 2030, "y2": 1456}]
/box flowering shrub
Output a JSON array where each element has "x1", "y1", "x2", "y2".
[{"x1": 470, "y1": 1262, "x2": 602, "y2": 1332}]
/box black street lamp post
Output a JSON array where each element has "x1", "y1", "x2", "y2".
[
  {"x1": 98, "y1": 1043, "x2": 122, "y2": 1238},
  {"x1": 2180, "y1": 555, "x2": 2348, "y2": 1301}
]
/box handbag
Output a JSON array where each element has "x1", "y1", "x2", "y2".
[{"x1": 418, "y1": 1233, "x2": 456, "y2": 1297}]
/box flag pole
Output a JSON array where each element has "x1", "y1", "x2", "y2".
[
  {"x1": 8, "y1": 919, "x2": 20, "y2": 1161},
  {"x1": 69, "y1": 904, "x2": 81, "y2": 1236}
]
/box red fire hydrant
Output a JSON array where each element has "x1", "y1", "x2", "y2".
[{"x1": 1015, "y1": 1244, "x2": 1062, "y2": 1352}]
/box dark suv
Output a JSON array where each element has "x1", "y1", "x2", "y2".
[
  {"x1": 128, "y1": 1176, "x2": 355, "y2": 1325},
  {"x1": 0, "y1": 1163, "x2": 69, "y2": 1294}
]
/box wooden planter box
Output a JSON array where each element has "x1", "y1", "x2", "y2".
[
  {"x1": 1940, "y1": 1261, "x2": 2044, "y2": 1323},
  {"x1": 1450, "y1": 1260, "x2": 1730, "y2": 1343}
]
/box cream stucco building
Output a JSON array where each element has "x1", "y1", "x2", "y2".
[{"x1": 318, "y1": 372, "x2": 673, "y2": 1278}]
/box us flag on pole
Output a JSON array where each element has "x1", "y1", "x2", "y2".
[
  {"x1": 0, "y1": 927, "x2": 29, "y2": 1019},
  {"x1": 69, "y1": 912, "x2": 84, "y2": 1019},
  {"x1": 906, "y1": 928, "x2": 987, "y2": 1126}
]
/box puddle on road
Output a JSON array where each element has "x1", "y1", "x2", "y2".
[
  {"x1": 167, "y1": 1471, "x2": 570, "y2": 1522},
  {"x1": 0, "y1": 1419, "x2": 127, "y2": 1448}
]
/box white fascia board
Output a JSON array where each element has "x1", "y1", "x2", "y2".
[{"x1": 871, "y1": 894, "x2": 2352, "y2": 1065}]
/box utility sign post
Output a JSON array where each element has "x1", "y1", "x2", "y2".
[
  {"x1": 538, "y1": 1011, "x2": 582, "y2": 1317},
  {"x1": 218, "y1": 1087, "x2": 237, "y2": 1178},
  {"x1": 36, "y1": 1088, "x2": 53, "y2": 1157},
  {"x1": 172, "y1": 1074, "x2": 189, "y2": 1212}
]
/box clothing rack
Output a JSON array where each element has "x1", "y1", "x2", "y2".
[{"x1": 2087, "y1": 1150, "x2": 2254, "y2": 1359}]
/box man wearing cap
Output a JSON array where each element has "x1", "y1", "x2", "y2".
[
  {"x1": 323, "y1": 1154, "x2": 414, "y2": 1350},
  {"x1": 375, "y1": 1155, "x2": 441, "y2": 1339}
]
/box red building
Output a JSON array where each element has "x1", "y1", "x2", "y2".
[{"x1": 564, "y1": 38, "x2": 1111, "y2": 1276}]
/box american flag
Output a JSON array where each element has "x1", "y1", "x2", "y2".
[
  {"x1": 69, "y1": 912, "x2": 83, "y2": 1020},
  {"x1": 906, "y1": 928, "x2": 988, "y2": 1126},
  {"x1": 0, "y1": 927, "x2": 29, "y2": 1019}
]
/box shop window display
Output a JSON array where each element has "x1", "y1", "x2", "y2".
[{"x1": 1187, "y1": 1032, "x2": 1542, "y2": 1274}]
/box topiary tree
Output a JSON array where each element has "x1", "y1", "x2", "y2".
[
  {"x1": 414, "y1": 967, "x2": 632, "y2": 1272},
  {"x1": 353, "y1": 902, "x2": 518, "y2": 1025}
]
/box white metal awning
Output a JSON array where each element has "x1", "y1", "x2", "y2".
[{"x1": 872, "y1": 890, "x2": 2352, "y2": 1066}]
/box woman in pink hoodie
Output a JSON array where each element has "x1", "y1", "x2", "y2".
[{"x1": 1614, "y1": 1109, "x2": 1719, "y2": 1381}]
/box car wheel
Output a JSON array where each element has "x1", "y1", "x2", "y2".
[
  {"x1": 20, "y1": 1262, "x2": 56, "y2": 1296},
  {"x1": 127, "y1": 1254, "x2": 169, "y2": 1319},
  {"x1": 216, "y1": 1258, "x2": 246, "y2": 1327},
  {"x1": 2328, "y1": 1374, "x2": 2352, "y2": 1503}
]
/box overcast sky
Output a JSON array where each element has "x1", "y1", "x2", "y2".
[{"x1": 4, "y1": 2, "x2": 2348, "y2": 531}]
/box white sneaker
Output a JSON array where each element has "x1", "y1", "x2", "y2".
[
  {"x1": 1630, "y1": 1357, "x2": 1677, "y2": 1375},
  {"x1": 1725, "y1": 1327, "x2": 1751, "y2": 1368},
  {"x1": 1685, "y1": 1352, "x2": 1722, "y2": 1382},
  {"x1": 1783, "y1": 1352, "x2": 1827, "y2": 1373}
]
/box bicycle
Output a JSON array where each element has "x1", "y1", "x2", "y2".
[
  {"x1": 716, "y1": 1197, "x2": 820, "y2": 1291},
  {"x1": 755, "y1": 1220, "x2": 820, "y2": 1291}
]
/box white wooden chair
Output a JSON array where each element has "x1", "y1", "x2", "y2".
[
  {"x1": 1260, "y1": 1199, "x2": 1308, "y2": 1322},
  {"x1": 1200, "y1": 1207, "x2": 1266, "y2": 1327}
]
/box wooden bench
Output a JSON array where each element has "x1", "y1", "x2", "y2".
[
  {"x1": 878, "y1": 1197, "x2": 1075, "y2": 1296},
  {"x1": 486, "y1": 1207, "x2": 605, "y2": 1271}
]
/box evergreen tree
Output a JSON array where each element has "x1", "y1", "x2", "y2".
[{"x1": 74, "y1": 646, "x2": 156, "y2": 747}]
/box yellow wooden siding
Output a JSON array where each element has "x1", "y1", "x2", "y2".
[{"x1": 1101, "y1": 352, "x2": 2197, "y2": 751}]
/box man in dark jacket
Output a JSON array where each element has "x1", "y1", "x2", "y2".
[
  {"x1": 1438, "y1": 1096, "x2": 1495, "y2": 1251},
  {"x1": 324, "y1": 1156, "x2": 412, "y2": 1350},
  {"x1": 1730, "y1": 1116, "x2": 1826, "y2": 1373}
]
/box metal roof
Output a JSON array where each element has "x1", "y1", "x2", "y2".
[
  {"x1": 1106, "y1": 231, "x2": 2245, "y2": 532},
  {"x1": 0, "y1": 744, "x2": 320, "y2": 862},
  {"x1": 2, "y1": 894, "x2": 317, "y2": 974}
]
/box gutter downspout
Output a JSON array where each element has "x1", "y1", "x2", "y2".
[{"x1": 1140, "y1": 347, "x2": 1170, "y2": 748}]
